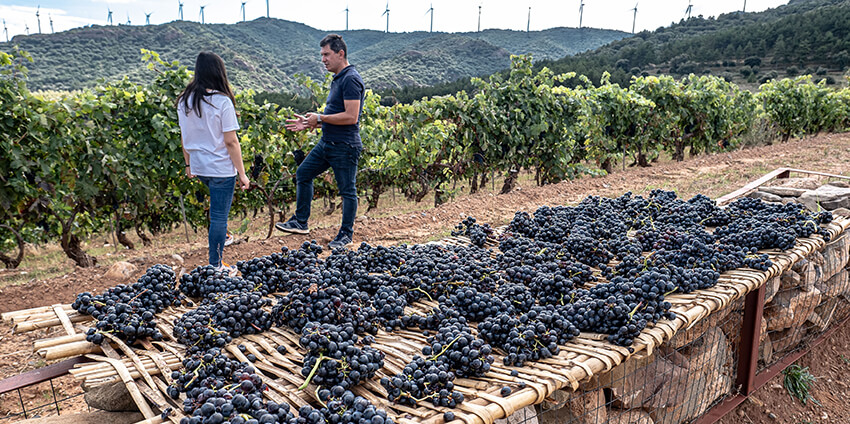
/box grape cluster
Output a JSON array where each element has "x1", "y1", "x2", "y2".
[
  {"x1": 451, "y1": 216, "x2": 494, "y2": 247},
  {"x1": 318, "y1": 386, "x2": 395, "y2": 424},
  {"x1": 479, "y1": 306, "x2": 579, "y2": 366},
  {"x1": 73, "y1": 264, "x2": 184, "y2": 345},
  {"x1": 180, "y1": 265, "x2": 257, "y2": 299},
  {"x1": 298, "y1": 322, "x2": 384, "y2": 390},
  {"x1": 423, "y1": 320, "x2": 494, "y2": 378},
  {"x1": 380, "y1": 356, "x2": 464, "y2": 407},
  {"x1": 173, "y1": 292, "x2": 273, "y2": 353}
]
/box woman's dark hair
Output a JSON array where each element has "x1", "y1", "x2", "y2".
[
  {"x1": 176, "y1": 52, "x2": 236, "y2": 117},
  {"x1": 320, "y1": 34, "x2": 347, "y2": 59}
]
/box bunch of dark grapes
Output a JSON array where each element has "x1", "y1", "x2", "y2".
[
  {"x1": 249, "y1": 154, "x2": 265, "y2": 180},
  {"x1": 401, "y1": 306, "x2": 466, "y2": 331},
  {"x1": 372, "y1": 286, "x2": 407, "y2": 330},
  {"x1": 451, "y1": 216, "x2": 495, "y2": 248},
  {"x1": 272, "y1": 282, "x2": 378, "y2": 335},
  {"x1": 506, "y1": 211, "x2": 537, "y2": 238},
  {"x1": 422, "y1": 320, "x2": 493, "y2": 378},
  {"x1": 173, "y1": 292, "x2": 273, "y2": 353},
  {"x1": 318, "y1": 386, "x2": 395, "y2": 424},
  {"x1": 479, "y1": 306, "x2": 578, "y2": 366},
  {"x1": 496, "y1": 283, "x2": 536, "y2": 313},
  {"x1": 299, "y1": 322, "x2": 384, "y2": 390},
  {"x1": 170, "y1": 349, "x2": 308, "y2": 424},
  {"x1": 380, "y1": 356, "x2": 464, "y2": 407},
  {"x1": 74, "y1": 264, "x2": 184, "y2": 345},
  {"x1": 439, "y1": 287, "x2": 511, "y2": 322},
  {"x1": 180, "y1": 265, "x2": 257, "y2": 299}
]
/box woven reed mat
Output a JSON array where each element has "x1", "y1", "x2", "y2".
[{"x1": 4, "y1": 216, "x2": 849, "y2": 424}]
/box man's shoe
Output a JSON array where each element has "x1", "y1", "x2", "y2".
[
  {"x1": 224, "y1": 232, "x2": 235, "y2": 246},
  {"x1": 275, "y1": 218, "x2": 309, "y2": 234},
  {"x1": 216, "y1": 263, "x2": 237, "y2": 277},
  {"x1": 328, "y1": 234, "x2": 353, "y2": 250}
]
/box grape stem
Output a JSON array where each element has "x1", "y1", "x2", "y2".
[
  {"x1": 299, "y1": 354, "x2": 327, "y2": 390},
  {"x1": 429, "y1": 335, "x2": 463, "y2": 361}
]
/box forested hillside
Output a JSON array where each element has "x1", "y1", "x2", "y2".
[
  {"x1": 386, "y1": 0, "x2": 850, "y2": 102},
  {"x1": 1, "y1": 19, "x2": 626, "y2": 91}
]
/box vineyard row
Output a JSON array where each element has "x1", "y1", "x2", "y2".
[{"x1": 1, "y1": 49, "x2": 849, "y2": 267}]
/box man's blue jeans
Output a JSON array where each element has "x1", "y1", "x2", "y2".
[
  {"x1": 198, "y1": 175, "x2": 235, "y2": 267},
  {"x1": 294, "y1": 140, "x2": 361, "y2": 238}
]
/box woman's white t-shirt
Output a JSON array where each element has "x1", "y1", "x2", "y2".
[{"x1": 178, "y1": 92, "x2": 241, "y2": 177}]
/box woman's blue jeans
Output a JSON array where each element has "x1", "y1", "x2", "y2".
[
  {"x1": 198, "y1": 175, "x2": 235, "y2": 267},
  {"x1": 294, "y1": 140, "x2": 361, "y2": 238}
]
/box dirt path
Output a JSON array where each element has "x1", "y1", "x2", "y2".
[{"x1": 0, "y1": 133, "x2": 849, "y2": 422}]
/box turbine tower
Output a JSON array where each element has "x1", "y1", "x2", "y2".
[
  {"x1": 178, "y1": 1, "x2": 184, "y2": 20},
  {"x1": 200, "y1": 6, "x2": 206, "y2": 24},
  {"x1": 145, "y1": 12, "x2": 152, "y2": 25},
  {"x1": 126, "y1": 13, "x2": 131, "y2": 25},
  {"x1": 3, "y1": 19, "x2": 7, "y2": 42},
  {"x1": 426, "y1": 4, "x2": 433, "y2": 32},
  {"x1": 49, "y1": 14, "x2": 54, "y2": 33},
  {"x1": 477, "y1": 5, "x2": 481, "y2": 32},
  {"x1": 241, "y1": 2, "x2": 247, "y2": 22},
  {"x1": 527, "y1": 7, "x2": 531, "y2": 32},
  {"x1": 36, "y1": 5, "x2": 41, "y2": 34},
  {"x1": 381, "y1": 3, "x2": 389, "y2": 33},
  {"x1": 344, "y1": 5, "x2": 349, "y2": 31},
  {"x1": 631, "y1": 3, "x2": 638, "y2": 34},
  {"x1": 579, "y1": 1, "x2": 585, "y2": 28},
  {"x1": 685, "y1": 0, "x2": 693, "y2": 19},
  {"x1": 25, "y1": 24, "x2": 29, "y2": 35},
  {"x1": 107, "y1": 8, "x2": 113, "y2": 25},
  {"x1": 266, "y1": 0, "x2": 270, "y2": 18},
  {"x1": 743, "y1": 0, "x2": 747, "y2": 13}
]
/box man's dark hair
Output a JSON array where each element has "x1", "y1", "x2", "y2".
[{"x1": 320, "y1": 34, "x2": 347, "y2": 59}]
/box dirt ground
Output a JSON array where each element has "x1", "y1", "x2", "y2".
[{"x1": 1, "y1": 133, "x2": 849, "y2": 422}]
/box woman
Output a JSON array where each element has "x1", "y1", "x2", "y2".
[{"x1": 177, "y1": 52, "x2": 250, "y2": 272}]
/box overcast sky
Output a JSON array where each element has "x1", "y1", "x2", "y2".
[{"x1": 0, "y1": 0, "x2": 788, "y2": 41}]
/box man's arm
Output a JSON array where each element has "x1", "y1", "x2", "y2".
[{"x1": 306, "y1": 99, "x2": 360, "y2": 127}]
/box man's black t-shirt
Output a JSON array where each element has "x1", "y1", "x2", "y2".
[{"x1": 322, "y1": 65, "x2": 365, "y2": 149}]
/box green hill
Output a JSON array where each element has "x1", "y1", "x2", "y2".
[
  {"x1": 539, "y1": 0, "x2": 850, "y2": 87},
  {"x1": 1, "y1": 18, "x2": 628, "y2": 91}
]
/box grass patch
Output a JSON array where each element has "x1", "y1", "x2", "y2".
[{"x1": 783, "y1": 364, "x2": 819, "y2": 406}]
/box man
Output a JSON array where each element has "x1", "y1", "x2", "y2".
[{"x1": 279, "y1": 34, "x2": 365, "y2": 250}]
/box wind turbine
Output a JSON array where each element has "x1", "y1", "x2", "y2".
[
  {"x1": 200, "y1": 5, "x2": 206, "y2": 24},
  {"x1": 145, "y1": 12, "x2": 152, "y2": 25},
  {"x1": 25, "y1": 24, "x2": 29, "y2": 35},
  {"x1": 178, "y1": 1, "x2": 184, "y2": 20},
  {"x1": 685, "y1": 0, "x2": 693, "y2": 19},
  {"x1": 426, "y1": 4, "x2": 433, "y2": 33},
  {"x1": 579, "y1": 1, "x2": 585, "y2": 28},
  {"x1": 2, "y1": 20, "x2": 7, "y2": 42},
  {"x1": 240, "y1": 2, "x2": 247, "y2": 22},
  {"x1": 107, "y1": 8, "x2": 113, "y2": 25},
  {"x1": 631, "y1": 3, "x2": 638, "y2": 34},
  {"x1": 527, "y1": 6, "x2": 531, "y2": 32},
  {"x1": 266, "y1": 0, "x2": 269, "y2": 18},
  {"x1": 344, "y1": 5, "x2": 349, "y2": 31},
  {"x1": 381, "y1": 3, "x2": 389, "y2": 33},
  {"x1": 49, "y1": 14, "x2": 54, "y2": 33},
  {"x1": 126, "y1": 13, "x2": 131, "y2": 25},
  {"x1": 477, "y1": 5, "x2": 482, "y2": 32},
  {"x1": 36, "y1": 5, "x2": 41, "y2": 34}
]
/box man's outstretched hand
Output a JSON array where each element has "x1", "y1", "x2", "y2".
[{"x1": 284, "y1": 114, "x2": 309, "y2": 132}]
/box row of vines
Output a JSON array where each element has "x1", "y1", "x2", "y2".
[{"x1": 2, "y1": 48, "x2": 850, "y2": 268}]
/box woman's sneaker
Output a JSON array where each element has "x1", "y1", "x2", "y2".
[
  {"x1": 275, "y1": 217, "x2": 309, "y2": 234},
  {"x1": 328, "y1": 234, "x2": 353, "y2": 250}
]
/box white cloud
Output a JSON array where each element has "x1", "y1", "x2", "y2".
[{"x1": 0, "y1": 5, "x2": 100, "y2": 39}]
